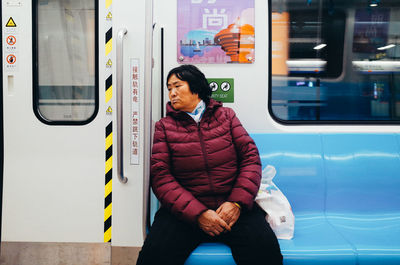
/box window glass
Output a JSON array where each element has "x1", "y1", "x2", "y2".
[
  {"x1": 35, "y1": 0, "x2": 97, "y2": 123},
  {"x1": 270, "y1": 0, "x2": 400, "y2": 122}
]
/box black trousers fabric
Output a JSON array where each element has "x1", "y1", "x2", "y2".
[{"x1": 136, "y1": 205, "x2": 283, "y2": 265}]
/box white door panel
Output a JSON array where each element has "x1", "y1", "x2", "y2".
[
  {"x1": 111, "y1": 0, "x2": 152, "y2": 247},
  {"x1": 2, "y1": 0, "x2": 151, "y2": 247},
  {"x1": 2, "y1": 0, "x2": 104, "y2": 242}
]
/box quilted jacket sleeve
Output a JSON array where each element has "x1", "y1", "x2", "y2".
[
  {"x1": 226, "y1": 108, "x2": 262, "y2": 210},
  {"x1": 151, "y1": 120, "x2": 208, "y2": 224}
]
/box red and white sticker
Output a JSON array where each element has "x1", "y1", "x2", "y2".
[
  {"x1": 6, "y1": 35, "x2": 16, "y2": 45},
  {"x1": 6, "y1": 54, "x2": 16, "y2": 64},
  {"x1": 5, "y1": 34, "x2": 17, "y2": 52},
  {"x1": 5, "y1": 53, "x2": 18, "y2": 71}
]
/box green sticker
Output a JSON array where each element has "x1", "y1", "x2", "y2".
[{"x1": 207, "y1": 78, "x2": 234, "y2": 103}]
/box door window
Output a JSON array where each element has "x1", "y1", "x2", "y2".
[{"x1": 33, "y1": 0, "x2": 98, "y2": 124}]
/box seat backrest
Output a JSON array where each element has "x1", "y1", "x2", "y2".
[
  {"x1": 322, "y1": 133, "x2": 400, "y2": 214},
  {"x1": 251, "y1": 133, "x2": 400, "y2": 216},
  {"x1": 251, "y1": 133, "x2": 325, "y2": 215}
]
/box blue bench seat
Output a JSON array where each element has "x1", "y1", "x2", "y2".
[
  {"x1": 322, "y1": 134, "x2": 400, "y2": 265},
  {"x1": 326, "y1": 213, "x2": 400, "y2": 265},
  {"x1": 279, "y1": 214, "x2": 356, "y2": 265},
  {"x1": 181, "y1": 133, "x2": 400, "y2": 265},
  {"x1": 184, "y1": 243, "x2": 236, "y2": 265}
]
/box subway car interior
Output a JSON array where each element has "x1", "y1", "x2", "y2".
[{"x1": 1, "y1": 0, "x2": 400, "y2": 264}]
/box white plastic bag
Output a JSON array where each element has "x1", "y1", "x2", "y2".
[{"x1": 255, "y1": 165, "x2": 295, "y2": 240}]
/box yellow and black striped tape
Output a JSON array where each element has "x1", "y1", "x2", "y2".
[
  {"x1": 105, "y1": 28, "x2": 112, "y2": 58},
  {"x1": 104, "y1": 0, "x2": 113, "y2": 243},
  {"x1": 105, "y1": 74, "x2": 112, "y2": 103},
  {"x1": 104, "y1": 122, "x2": 113, "y2": 242}
]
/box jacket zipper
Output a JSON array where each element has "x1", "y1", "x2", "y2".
[{"x1": 197, "y1": 123, "x2": 217, "y2": 204}]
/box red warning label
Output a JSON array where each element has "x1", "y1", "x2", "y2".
[
  {"x1": 7, "y1": 35, "x2": 16, "y2": 45},
  {"x1": 7, "y1": 54, "x2": 16, "y2": 65}
]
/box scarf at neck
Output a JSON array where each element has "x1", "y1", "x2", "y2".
[{"x1": 185, "y1": 100, "x2": 205, "y2": 123}]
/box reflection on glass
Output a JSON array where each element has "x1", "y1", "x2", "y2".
[
  {"x1": 271, "y1": 12, "x2": 289, "y2": 75},
  {"x1": 36, "y1": 0, "x2": 96, "y2": 122},
  {"x1": 270, "y1": 0, "x2": 400, "y2": 122}
]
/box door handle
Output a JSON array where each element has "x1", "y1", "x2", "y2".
[{"x1": 117, "y1": 28, "x2": 128, "y2": 184}]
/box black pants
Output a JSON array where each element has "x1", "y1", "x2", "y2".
[{"x1": 136, "y1": 205, "x2": 283, "y2": 265}]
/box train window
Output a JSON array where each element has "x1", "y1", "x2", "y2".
[
  {"x1": 33, "y1": 0, "x2": 98, "y2": 124},
  {"x1": 270, "y1": 0, "x2": 400, "y2": 123}
]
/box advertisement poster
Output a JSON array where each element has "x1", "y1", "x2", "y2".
[
  {"x1": 177, "y1": 0, "x2": 255, "y2": 64},
  {"x1": 353, "y1": 8, "x2": 390, "y2": 53}
]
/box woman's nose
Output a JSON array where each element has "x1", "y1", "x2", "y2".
[{"x1": 169, "y1": 88, "x2": 177, "y2": 97}]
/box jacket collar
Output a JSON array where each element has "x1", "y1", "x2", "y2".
[{"x1": 166, "y1": 98, "x2": 222, "y2": 121}]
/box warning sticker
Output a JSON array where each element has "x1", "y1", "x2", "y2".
[
  {"x1": 6, "y1": 35, "x2": 16, "y2": 45},
  {"x1": 5, "y1": 34, "x2": 17, "y2": 52},
  {"x1": 106, "y1": 59, "x2": 112, "y2": 68},
  {"x1": 5, "y1": 53, "x2": 18, "y2": 71},
  {"x1": 5, "y1": 16, "x2": 18, "y2": 34},
  {"x1": 6, "y1": 17, "x2": 16, "y2": 27},
  {"x1": 106, "y1": 12, "x2": 112, "y2": 20},
  {"x1": 106, "y1": 106, "x2": 113, "y2": 115},
  {"x1": 6, "y1": 54, "x2": 16, "y2": 64}
]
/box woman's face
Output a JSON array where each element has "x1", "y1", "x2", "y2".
[{"x1": 167, "y1": 74, "x2": 200, "y2": 112}]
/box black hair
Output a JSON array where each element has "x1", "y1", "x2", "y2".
[{"x1": 166, "y1": 65, "x2": 212, "y2": 103}]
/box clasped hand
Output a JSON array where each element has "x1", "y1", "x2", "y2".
[{"x1": 197, "y1": 202, "x2": 241, "y2": 237}]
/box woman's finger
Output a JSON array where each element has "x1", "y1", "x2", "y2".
[
  {"x1": 215, "y1": 224, "x2": 225, "y2": 234},
  {"x1": 218, "y1": 218, "x2": 231, "y2": 232},
  {"x1": 218, "y1": 212, "x2": 228, "y2": 221}
]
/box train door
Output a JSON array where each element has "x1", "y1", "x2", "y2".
[{"x1": 1, "y1": 0, "x2": 152, "y2": 264}]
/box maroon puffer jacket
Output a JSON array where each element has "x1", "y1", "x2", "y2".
[{"x1": 151, "y1": 99, "x2": 261, "y2": 224}]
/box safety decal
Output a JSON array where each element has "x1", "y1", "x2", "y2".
[
  {"x1": 104, "y1": 0, "x2": 113, "y2": 243},
  {"x1": 106, "y1": 59, "x2": 112, "y2": 68},
  {"x1": 6, "y1": 54, "x2": 16, "y2": 64},
  {"x1": 6, "y1": 35, "x2": 16, "y2": 46},
  {"x1": 6, "y1": 17, "x2": 16, "y2": 27},
  {"x1": 106, "y1": 12, "x2": 112, "y2": 20}
]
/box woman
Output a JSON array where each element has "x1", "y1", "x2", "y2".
[{"x1": 137, "y1": 65, "x2": 282, "y2": 265}]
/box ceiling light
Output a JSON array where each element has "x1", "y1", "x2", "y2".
[
  {"x1": 377, "y1": 44, "x2": 396, "y2": 50},
  {"x1": 313, "y1": 44, "x2": 327, "y2": 50}
]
